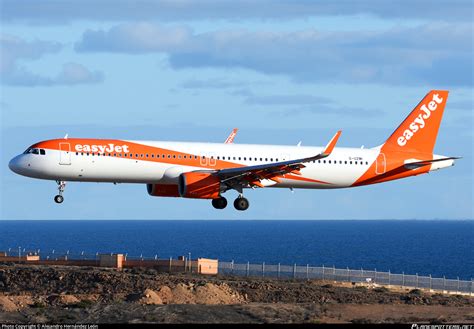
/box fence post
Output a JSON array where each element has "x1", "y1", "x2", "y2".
[
  {"x1": 293, "y1": 263, "x2": 296, "y2": 279},
  {"x1": 169, "y1": 257, "x2": 172, "y2": 273},
  {"x1": 457, "y1": 277, "x2": 460, "y2": 293},
  {"x1": 388, "y1": 270, "x2": 391, "y2": 286},
  {"x1": 416, "y1": 273, "x2": 418, "y2": 288},
  {"x1": 429, "y1": 274, "x2": 432, "y2": 290},
  {"x1": 262, "y1": 262, "x2": 265, "y2": 278},
  {"x1": 333, "y1": 265, "x2": 336, "y2": 281},
  {"x1": 443, "y1": 276, "x2": 446, "y2": 291},
  {"x1": 306, "y1": 264, "x2": 309, "y2": 280},
  {"x1": 246, "y1": 262, "x2": 250, "y2": 277},
  {"x1": 360, "y1": 268, "x2": 363, "y2": 283},
  {"x1": 231, "y1": 260, "x2": 234, "y2": 275},
  {"x1": 402, "y1": 272, "x2": 405, "y2": 288},
  {"x1": 322, "y1": 265, "x2": 325, "y2": 281},
  {"x1": 278, "y1": 263, "x2": 280, "y2": 279},
  {"x1": 347, "y1": 267, "x2": 350, "y2": 282},
  {"x1": 374, "y1": 268, "x2": 377, "y2": 284},
  {"x1": 471, "y1": 278, "x2": 473, "y2": 295}
]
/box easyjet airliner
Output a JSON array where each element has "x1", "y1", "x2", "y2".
[{"x1": 8, "y1": 90, "x2": 459, "y2": 211}]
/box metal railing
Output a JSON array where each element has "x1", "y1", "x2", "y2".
[
  {"x1": 218, "y1": 261, "x2": 473, "y2": 294},
  {"x1": 2, "y1": 248, "x2": 472, "y2": 294}
]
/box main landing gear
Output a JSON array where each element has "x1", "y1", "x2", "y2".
[
  {"x1": 54, "y1": 180, "x2": 66, "y2": 204},
  {"x1": 211, "y1": 195, "x2": 250, "y2": 211}
]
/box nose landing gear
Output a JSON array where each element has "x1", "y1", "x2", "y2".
[{"x1": 54, "y1": 181, "x2": 66, "y2": 204}]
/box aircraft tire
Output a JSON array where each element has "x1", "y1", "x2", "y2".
[
  {"x1": 234, "y1": 197, "x2": 249, "y2": 211},
  {"x1": 212, "y1": 197, "x2": 227, "y2": 209}
]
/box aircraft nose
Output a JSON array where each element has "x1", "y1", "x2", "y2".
[{"x1": 8, "y1": 155, "x2": 23, "y2": 174}]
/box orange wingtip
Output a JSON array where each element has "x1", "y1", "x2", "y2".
[{"x1": 322, "y1": 130, "x2": 342, "y2": 156}]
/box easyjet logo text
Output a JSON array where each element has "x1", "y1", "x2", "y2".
[
  {"x1": 397, "y1": 93, "x2": 444, "y2": 147},
  {"x1": 75, "y1": 144, "x2": 130, "y2": 153}
]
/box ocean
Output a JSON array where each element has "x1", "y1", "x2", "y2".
[{"x1": 0, "y1": 220, "x2": 472, "y2": 280}]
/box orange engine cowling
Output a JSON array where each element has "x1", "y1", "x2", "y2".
[
  {"x1": 178, "y1": 172, "x2": 221, "y2": 199},
  {"x1": 147, "y1": 184, "x2": 180, "y2": 197}
]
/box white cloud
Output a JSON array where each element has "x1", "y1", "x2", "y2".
[
  {"x1": 1, "y1": 34, "x2": 104, "y2": 86},
  {"x1": 75, "y1": 23, "x2": 473, "y2": 86}
]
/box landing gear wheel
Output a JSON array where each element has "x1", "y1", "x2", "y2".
[
  {"x1": 234, "y1": 197, "x2": 249, "y2": 211},
  {"x1": 54, "y1": 180, "x2": 66, "y2": 204},
  {"x1": 212, "y1": 197, "x2": 228, "y2": 209}
]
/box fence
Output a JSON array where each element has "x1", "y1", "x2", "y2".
[
  {"x1": 218, "y1": 261, "x2": 473, "y2": 294},
  {"x1": 2, "y1": 248, "x2": 472, "y2": 294}
]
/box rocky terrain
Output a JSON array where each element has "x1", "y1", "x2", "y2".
[{"x1": 0, "y1": 264, "x2": 472, "y2": 324}]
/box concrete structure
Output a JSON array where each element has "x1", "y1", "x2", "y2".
[
  {"x1": 0, "y1": 251, "x2": 218, "y2": 275},
  {"x1": 99, "y1": 254, "x2": 124, "y2": 269},
  {"x1": 192, "y1": 258, "x2": 218, "y2": 275}
]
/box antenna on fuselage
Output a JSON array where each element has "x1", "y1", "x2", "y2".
[
  {"x1": 296, "y1": 141, "x2": 302, "y2": 147},
  {"x1": 64, "y1": 133, "x2": 68, "y2": 140}
]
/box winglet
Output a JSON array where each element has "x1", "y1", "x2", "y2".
[
  {"x1": 321, "y1": 130, "x2": 342, "y2": 156},
  {"x1": 224, "y1": 128, "x2": 238, "y2": 144}
]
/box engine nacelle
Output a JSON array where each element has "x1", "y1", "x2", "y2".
[
  {"x1": 178, "y1": 172, "x2": 221, "y2": 199},
  {"x1": 147, "y1": 184, "x2": 180, "y2": 197}
]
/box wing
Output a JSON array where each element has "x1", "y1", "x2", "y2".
[{"x1": 215, "y1": 130, "x2": 342, "y2": 189}]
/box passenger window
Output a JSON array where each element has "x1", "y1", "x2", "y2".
[
  {"x1": 276, "y1": 158, "x2": 279, "y2": 162},
  {"x1": 323, "y1": 160, "x2": 326, "y2": 163},
  {"x1": 355, "y1": 161, "x2": 358, "y2": 165},
  {"x1": 270, "y1": 158, "x2": 273, "y2": 161},
  {"x1": 366, "y1": 161, "x2": 368, "y2": 165},
  {"x1": 350, "y1": 161, "x2": 352, "y2": 164},
  {"x1": 244, "y1": 157, "x2": 246, "y2": 161},
  {"x1": 260, "y1": 158, "x2": 263, "y2": 161},
  {"x1": 318, "y1": 160, "x2": 321, "y2": 163},
  {"x1": 265, "y1": 158, "x2": 268, "y2": 161},
  {"x1": 328, "y1": 160, "x2": 331, "y2": 164}
]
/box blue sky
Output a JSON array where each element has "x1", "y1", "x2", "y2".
[{"x1": 0, "y1": 0, "x2": 472, "y2": 220}]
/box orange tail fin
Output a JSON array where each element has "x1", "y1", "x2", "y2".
[{"x1": 383, "y1": 90, "x2": 449, "y2": 154}]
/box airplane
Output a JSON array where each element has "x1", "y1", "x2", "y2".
[{"x1": 8, "y1": 90, "x2": 459, "y2": 211}]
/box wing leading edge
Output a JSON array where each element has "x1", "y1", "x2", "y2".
[{"x1": 213, "y1": 130, "x2": 342, "y2": 189}]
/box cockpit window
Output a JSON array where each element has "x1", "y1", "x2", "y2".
[{"x1": 24, "y1": 148, "x2": 45, "y2": 155}]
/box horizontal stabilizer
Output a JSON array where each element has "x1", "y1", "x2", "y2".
[{"x1": 404, "y1": 156, "x2": 461, "y2": 169}]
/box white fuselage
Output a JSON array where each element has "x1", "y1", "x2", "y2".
[{"x1": 10, "y1": 140, "x2": 379, "y2": 189}]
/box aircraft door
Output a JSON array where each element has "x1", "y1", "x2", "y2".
[
  {"x1": 375, "y1": 153, "x2": 386, "y2": 174},
  {"x1": 59, "y1": 143, "x2": 71, "y2": 165}
]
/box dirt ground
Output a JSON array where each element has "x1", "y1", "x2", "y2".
[{"x1": 0, "y1": 264, "x2": 472, "y2": 324}]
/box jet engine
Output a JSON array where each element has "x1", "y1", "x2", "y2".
[
  {"x1": 146, "y1": 183, "x2": 180, "y2": 197},
  {"x1": 178, "y1": 172, "x2": 221, "y2": 199}
]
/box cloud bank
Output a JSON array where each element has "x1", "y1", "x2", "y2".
[
  {"x1": 75, "y1": 23, "x2": 473, "y2": 86},
  {"x1": 1, "y1": 34, "x2": 104, "y2": 86},
  {"x1": 2, "y1": 0, "x2": 472, "y2": 23}
]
